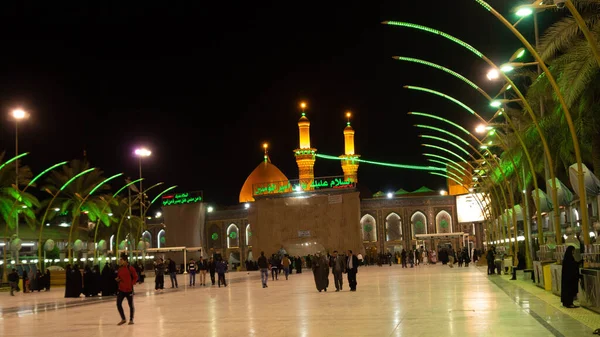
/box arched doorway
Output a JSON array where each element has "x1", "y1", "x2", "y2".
[
  {"x1": 360, "y1": 214, "x2": 377, "y2": 242},
  {"x1": 435, "y1": 210, "x2": 452, "y2": 234}
]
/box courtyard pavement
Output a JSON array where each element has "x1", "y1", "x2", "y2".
[{"x1": 0, "y1": 264, "x2": 596, "y2": 336}]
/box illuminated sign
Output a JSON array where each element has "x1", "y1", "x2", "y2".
[
  {"x1": 253, "y1": 176, "x2": 355, "y2": 196},
  {"x1": 456, "y1": 193, "x2": 489, "y2": 223},
  {"x1": 162, "y1": 191, "x2": 203, "y2": 206}
]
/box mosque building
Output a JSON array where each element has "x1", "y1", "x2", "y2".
[{"x1": 162, "y1": 104, "x2": 482, "y2": 267}]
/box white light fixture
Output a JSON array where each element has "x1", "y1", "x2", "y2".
[
  {"x1": 108, "y1": 213, "x2": 113, "y2": 217},
  {"x1": 155, "y1": 211, "x2": 162, "y2": 218},
  {"x1": 54, "y1": 208, "x2": 60, "y2": 212},
  {"x1": 386, "y1": 192, "x2": 393, "y2": 199},
  {"x1": 207, "y1": 206, "x2": 214, "y2": 213},
  {"x1": 244, "y1": 203, "x2": 250, "y2": 209},
  {"x1": 45, "y1": 223, "x2": 50, "y2": 227},
  {"x1": 22, "y1": 243, "x2": 34, "y2": 247},
  {"x1": 59, "y1": 222, "x2": 70, "y2": 227},
  {"x1": 486, "y1": 69, "x2": 500, "y2": 80},
  {"x1": 295, "y1": 186, "x2": 302, "y2": 192}
]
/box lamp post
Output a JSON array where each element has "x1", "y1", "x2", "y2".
[
  {"x1": 11, "y1": 109, "x2": 27, "y2": 238},
  {"x1": 134, "y1": 148, "x2": 151, "y2": 226}
]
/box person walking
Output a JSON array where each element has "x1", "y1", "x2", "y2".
[
  {"x1": 154, "y1": 258, "x2": 165, "y2": 292},
  {"x1": 282, "y1": 254, "x2": 291, "y2": 280},
  {"x1": 258, "y1": 251, "x2": 269, "y2": 288},
  {"x1": 346, "y1": 250, "x2": 359, "y2": 291},
  {"x1": 330, "y1": 250, "x2": 346, "y2": 291},
  {"x1": 561, "y1": 246, "x2": 580, "y2": 308},
  {"x1": 198, "y1": 257, "x2": 208, "y2": 286},
  {"x1": 216, "y1": 258, "x2": 227, "y2": 287},
  {"x1": 8, "y1": 268, "x2": 19, "y2": 296},
  {"x1": 167, "y1": 258, "x2": 178, "y2": 288},
  {"x1": 208, "y1": 257, "x2": 217, "y2": 286},
  {"x1": 187, "y1": 258, "x2": 197, "y2": 286},
  {"x1": 115, "y1": 253, "x2": 138, "y2": 325},
  {"x1": 269, "y1": 254, "x2": 279, "y2": 281}
]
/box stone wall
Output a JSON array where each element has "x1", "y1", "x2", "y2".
[{"x1": 248, "y1": 191, "x2": 362, "y2": 256}]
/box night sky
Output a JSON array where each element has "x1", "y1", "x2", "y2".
[{"x1": 0, "y1": 1, "x2": 538, "y2": 208}]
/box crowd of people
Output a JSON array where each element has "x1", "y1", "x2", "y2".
[{"x1": 7, "y1": 268, "x2": 51, "y2": 296}]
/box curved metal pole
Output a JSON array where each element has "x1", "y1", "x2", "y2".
[
  {"x1": 93, "y1": 178, "x2": 144, "y2": 259},
  {"x1": 474, "y1": 0, "x2": 588, "y2": 244},
  {"x1": 67, "y1": 173, "x2": 123, "y2": 259},
  {"x1": 2, "y1": 160, "x2": 66, "y2": 281},
  {"x1": 419, "y1": 128, "x2": 520, "y2": 258},
  {"x1": 385, "y1": 21, "x2": 559, "y2": 245},
  {"x1": 37, "y1": 168, "x2": 96, "y2": 267}
]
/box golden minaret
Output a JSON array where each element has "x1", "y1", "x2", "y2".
[
  {"x1": 340, "y1": 112, "x2": 359, "y2": 182},
  {"x1": 294, "y1": 102, "x2": 317, "y2": 189}
]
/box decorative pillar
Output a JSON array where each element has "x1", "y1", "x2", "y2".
[
  {"x1": 340, "y1": 112, "x2": 360, "y2": 183},
  {"x1": 294, "y1": 102, "x2": 317, "y2": 189}
]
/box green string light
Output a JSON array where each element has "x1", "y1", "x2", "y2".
[
  {"x1": 415, "y1": 125, "x2": 470, "y2": 146},
  {"x1": 394, "y1": 57, "x2": 480, "y2": 90},
  {"x1": 426, "y1": 159, "x2": 466, "y2": 176},
  {"x1": 410, "y1": 112, "x2": 471, "y2": 135},
  {"x1": 420, "y1": 135, "x2": 471, "y2": 157},
  {"x1": 429, "y1": 171, "x2": 464, "y2": 187},
  {"x1": 405, "y1": 86, "x2": 476, "y2": 115},
  {"x1": 383, "y1": 21, "x2": 484, "y2": 58},
  {"x1": 423, "y1": 154, "x2": 468, "y2": 176},
  {"x1": 315, "y1": 153, "x2": 445, "y2": 172},
  {"x1": 422, "y1": 144, "x2": 468, "y2": 164}
]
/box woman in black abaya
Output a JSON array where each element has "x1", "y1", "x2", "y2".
[{"x1": 561, "y1": 245, "x2": 580, "y2": 308}]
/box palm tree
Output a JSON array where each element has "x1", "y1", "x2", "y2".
[
  {"x1": 0, "y1": 152, "x2": 39, "y2": 281},
  {"x1": 519, "y1": 0, "x2": 600, "y2": 177},
  {"x1": 42, "y1": 159, "x2": 108, "y2": 259}
]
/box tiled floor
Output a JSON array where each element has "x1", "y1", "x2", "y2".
[{"x1": 0, "y1": 264, "x2": 596, "y2": 336}]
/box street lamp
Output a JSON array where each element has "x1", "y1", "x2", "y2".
[
  {"x1": 11, "y1": 109, "x2": 27, "y2": 238},
  {"x1": 475, "y1": 124, "x2": 486, "y2": 134},
  {"x1": 134, "y1": 148, "x2": 152, "y2": 220}
]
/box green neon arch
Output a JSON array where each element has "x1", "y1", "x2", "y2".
[
  {"x1": 113, "y1": 178, "x2": 144, "y2": 198},
  {"x1": 427, "y1": 160, "x2": 465, "y2": 180},
  {"x1": 422, "y1": 144, "x2": 468, "y2": 164},
  {"x1": 151, "y1": 185, "x2": 178, "y2": 205},
  {"x1": 382, "y1": 21, "x2": 484, "y2": 58},
  {"x1": 420, "y1": 135, "x2": 471, "y2": 156},
  {"x1": 89, "y1": 173, "x2": 123, "y2": 196},
  {"x1": 410, "y1": 112, "x2": 471, "y2": 135},
  {"x1": 415, "y1": 125, "x2": 470, "y2": 146},
  {"x1": 394, "y1": 57, "x2": 480, "y2": 90},
  {"x1": 38, "y1": 167, "x2": 97, "y2": 265},
  {"x1": 0, "y1": 153, "x2": 29, "y2": 173},
  {"x1": 405, "y1": 86, "x2": 476, "y2": 115},
  {"x1": 315, "y1": 153, "x2": 445, "y2": 172},
  {"x1": 426, "y1": 158, "x2": 465, "y2": 176}
]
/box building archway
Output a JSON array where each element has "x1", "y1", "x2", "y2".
[
  {"x1": 385, "y1": 212, "x2": 402, "y2": 241},
  {"x1": 157, "y1": 229, "x2": 166, "y2": 248},
  {"x1": 227, "y1": 224, "x2": 240, "y2": 248},
  {"x1": 142, "y1": 231, "x2": 152, "y2": 248},
  {"x1": 246, "y1": 224, "x2": 252, "y2": 247},
  {"x1": 411, "y1": 211, "x2": 428, "y2": 238},
  {"x1": 435, "y1": 210, "x2": 452, "y2": 234},
  {"x1": 360, "y1": 214, "x2": 377, "y2": 242}
]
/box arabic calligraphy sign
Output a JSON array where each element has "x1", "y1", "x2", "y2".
[
  {"x1": 162, "y1": 191, "x2": 203, "y2": 206},
  {"x1": 253, "y1": 176, "x2": 355, "y2": 197}
]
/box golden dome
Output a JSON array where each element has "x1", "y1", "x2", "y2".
[
  {"x1": 344, "y1": 124, "x2": 354, "y2": 134},
  {"x1": 239, "y1": 158, "x2": 289, "y2": 203}
]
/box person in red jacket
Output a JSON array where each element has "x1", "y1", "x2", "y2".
[{"x1": 115, "y1": 253, "x2": 138, "y2": 325}]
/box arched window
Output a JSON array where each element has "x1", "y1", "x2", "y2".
[
  {"x1": 435, "y1": 210, "x2": 452, "y2": 234},
  {"x1": 157, "y1": 229, "x2": 166, "y2": 248},
  {"x1": 385, "y1": 213, "x2": 402, "y2": 241},
  {"x1": 246, "y1": 224, "x2": 252, "y2": 246},
  {"x1": 227, "y1": 224, "x2": 240, "y2": 248},
  {"x1": 360, "y1": 214, "x2": 377, "y2": 242},
  {"x1": 411, "y1": 211, "x2": 428, "y2": 238},
  {"x1": 142, "y1": 231, "x2": 152, "y2": 248},
  {"x1": 110, "y1": 234, "x2": 115, "y2": 252}
]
